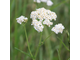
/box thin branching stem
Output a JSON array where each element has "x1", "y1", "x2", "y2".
[
  {"x1": 35, "y1": 32, "x2": 42, "y2": 58},
  {"x1": 39, "y1": 32, "x2": 54, "y2": 46},
  {"x1": 23, "y1": 25, "x2": 33, "y2": 59},
  {"x1": 57, "y1": 37, "x2": 70, "y2": 51},
  {"x1": 57, "y1": 49, "x2": 61, "y2": 60}
]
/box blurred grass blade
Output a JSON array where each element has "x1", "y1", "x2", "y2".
[
  {"x1": 40, "y1": 32, "x2": 54, "y2": 46},
  {"x1": 65, "y1": 30, "x2": 70, "y2": 42},
  {"x1": 18, "y1": 0, "x2": 22, "y2": 15},
  {"x1": 59, "y1": 36, "x2": 63, "y2": 53},
  {"x1": 50, "y1": 0, "x2": 69, "y2": 10},
  {"x1": 68, "y1": 58, "x2": 70, "y2": 60},
  {"x1": 10, "y1": 0, "x2": 15, "y2": 15},
  {"x1": 23, "y1": 0, "x2": 27, "y2": 15},
  {"x1": 57, "y1": 49, "x2": 61, "y2": 60},
  {"x1": 35, "y1": 32, "x2": 42, "y2": 58},
  {"x1": 14, "y1": 0, "x2": 18, "y2": 58},
  {"x1": 10, "y1": 0, "x2": 15, "y2": 13},
  {"x1": 44, "y1": 27, "x2": 53, "y2": 60},
  {"x1": 57, "y1": 37, "x2": 70, "y2": 51},
  {"x1": 39, "y1": 47, "x2": 43, "y2": 60},
  {"x1": 15, "y1": 47, "x2": 32, "y2": 58}
]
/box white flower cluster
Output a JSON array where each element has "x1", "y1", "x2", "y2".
[
  {"x1": 30, "y1": 7, "x2": 57, "y2": 32},
  {"x1": 31, "y1": 20, "x2": 44, "y2": 32},
  {"x1": 51, "y1": 23, "x2": 65, "y2": 34},
  {"x1": 16, "y1": 16, "x2": 28, "y2": 24},
  {"x1": 33, "y1": 0, "x2": 53, "y2": 6},
  {"x1": 30, "y1": 8, "x2": 57, "y2": 21}
]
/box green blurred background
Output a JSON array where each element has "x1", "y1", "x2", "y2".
[{"x1": 10, "y1": 0, "x2": 70, "y2": 60}]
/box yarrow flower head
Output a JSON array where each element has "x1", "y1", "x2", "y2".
[
  {"x1": 31, "y1": 19, "x2": 44, "y2": 32},
  {"x1": 30, "y1": 7, "x2": 57, "y2": 32},
  {"x1": 33, "y1": 0, "x2": 53, "y2": 6},
  {"x1": 16, "y1": 16, "x2": 28, "y2": 24},
  {"x1": 51, "y1": 23, "x2": 65, "y2": 34}
]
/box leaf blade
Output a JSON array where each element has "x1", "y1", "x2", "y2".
[
  {"x1": 50, "y1": 0, "x2": 69, "y2": 10},
  {"x1": 15, "y1": 47, "x2": 32, "y2": 58}
]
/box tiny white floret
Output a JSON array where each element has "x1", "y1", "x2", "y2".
[
  {"x1": 33, "y1": 0, "x2": 53, "y2": 6},
  {"x1": 43, "y1": 20, "x2": 53, "y2": 27},
  {"x1": 31, "y1": 19, "x2": 44, "y2": 32}
]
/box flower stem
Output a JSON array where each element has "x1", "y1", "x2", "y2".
[
  {"x1": 35, "y1": 32, "x2": 42, "y2": 58},
  {"x1": 23, "y1": 25, "x2": 33, "y2": 58},
  {"x1": 39, "y1": 32, "x2": 54, "y2": 46},
  {"x1": 57, "y1": 37, "x2": 70, "y2": 51},
  {"x1": 57, "y1": 49, "x2": 61, "y2": 60},
  {"x1": 34, "y1": 32, "x2": 53, "y2": 59}
]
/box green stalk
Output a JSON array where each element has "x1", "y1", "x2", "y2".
[
  {"x1": 23, "y1": 25, "x2": 33, "y2": 59},
  {"x1": 44, "y1": 27, "x2": 53, "y2": 60},
  {"x1": 14, "y1": 0, "x2": 18, "y2": 60},
  {"x1": 57, "y1": 37, "x2": 70, "y2": 51},
  {"x1": 41, "y1": 32, "x2": 54, "y2": 45},
  {"x1": 50, "y1": 0, "x2": 70, "y2": 10},
  {"x1": 38, "y1": 32, "x2": 54, "y2": 47},
  {"x1": 59, "y1": 36, "x2": 63, "y2": 53},
  {"x1": 35, "y1": 32, "x2": 42, "y2": 58},
  {"x1": 15, "y1": 47, "x2": 32, "y2": 58},
  {"x1": 23, "y1": 0, "x2": 27, "y2": 15},
  {"x1": 68, "y1": 58, "x2": 70, "y2": 60},
  {"x1": 39, "y1": 47, "x2": 43, "y2": 60},
  {"x1": 57, "y1": 49, "x2": 61, "y2": 60}
]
